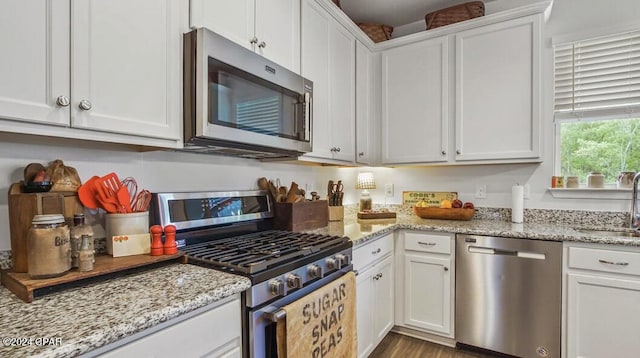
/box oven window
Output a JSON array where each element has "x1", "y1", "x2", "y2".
[
  {"x1": 208, "y1": 57, "x2": 304, "y2": 140},
  {"x1": 167, "y1": 196, "x2": 269, "y2": 222}
]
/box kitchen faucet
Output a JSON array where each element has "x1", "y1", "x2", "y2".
[{"x1": 632, "y1": 172, "x2": 640, "y2": 230}]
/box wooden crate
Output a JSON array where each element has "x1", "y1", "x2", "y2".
[
  {"x1": 7, "y1": 182, "x2": 82, "y2": 272},
  {"x1": 273, "y1": 200, "x2": 328, "y2": 231}
]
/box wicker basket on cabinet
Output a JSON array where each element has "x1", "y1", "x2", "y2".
[
  {"x1": 425, "y1": 1, "x2": 485, "y2": 30},
  {"x1": 358, "y1": 23, "x2": 394, "y2": 43}
]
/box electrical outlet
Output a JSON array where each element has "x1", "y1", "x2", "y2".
[
  {"x1": 523, "y1": 184, "x2": 531, "y2": 199},
  {"x1": 385, "y1": 184, "x2": 394, "y2": 197},
  {"x1": 475, "y1": 184, "x2": 487, "y2": 198}
]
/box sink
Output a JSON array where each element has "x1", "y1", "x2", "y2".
[{"x1": 574, "y1": 228, "x2": 640, "y2": 238}]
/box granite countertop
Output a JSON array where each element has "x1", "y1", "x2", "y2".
[
  {"x1": 0, "y1": 263, "x2": 251, "y2": 358},
  {"x1": 316, "y1": 213, "x2": 640, "y2": 248}
]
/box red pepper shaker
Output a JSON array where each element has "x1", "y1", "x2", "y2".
[
  {"x1": 163, "y1": 224, "x2": 177, "y2": 255},
  {"x1": 150, "y1": 225, "x2": 164, "y2": 256}
]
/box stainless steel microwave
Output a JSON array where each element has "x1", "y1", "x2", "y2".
[{"x1": 183, "y1": 28, "x2": 312, "y2": 159}]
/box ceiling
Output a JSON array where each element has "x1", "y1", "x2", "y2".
[{"x1": 339, "y1": 0, "x2": 495, "y2": 27}]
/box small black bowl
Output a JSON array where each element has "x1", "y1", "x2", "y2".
[{"x1": 22, "y1": 181, "x2": 53, "y2": 193}]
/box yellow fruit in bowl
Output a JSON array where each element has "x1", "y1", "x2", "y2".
[
  {"x1": 415, "y1": 199, "x2": 429, "y2": 208},
  {"x1": 440, "y1": 199, "x2": 452, "y2": 208}
]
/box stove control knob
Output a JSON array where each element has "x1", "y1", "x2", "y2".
[
  {"x1": 336, "y1": 254, "x2": 350, "y2": 267},
  {"x1": 308, "y1": 264, "x2": 323, "y2": 279},
  {"x1": 326, "y1": 257, "x2": 340, "y2": 270},
  {"x1": 286, "y1": 274, "x2": 303, "y2": 289},
  {"x1": 269, "y1": 279, "x2": 285, "y2": 296}
]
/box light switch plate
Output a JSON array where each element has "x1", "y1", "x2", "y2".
[
  {"x1": 475, "y1": 184, "x2": 487, "y2": 198},
  {"x1": 385, "y1": 184, "x2": 394, "y2": 197}
]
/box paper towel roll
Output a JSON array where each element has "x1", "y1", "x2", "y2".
[{"x1": 511, "y1": 185, "x2": 524, "y2": 223}]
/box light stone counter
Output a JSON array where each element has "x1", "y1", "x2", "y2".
[
  {"x1": 317, "y1": 213, "x2": 640, "y2": 248},
  {"x1": 0, "y1": 263, "x2": 250, "y2": 358}
]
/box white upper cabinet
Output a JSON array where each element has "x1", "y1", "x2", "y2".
[
  {"x1": 0, "y1": 1, "x2": 70, "y2": 127},
  {"x1": 300, "y1": 0, "x2": 355, "y2": 164},
  {"x1": 71, "y1": 0, "x2": 184, "y2": 140},
  {"x1": 190, "y1": 0, "x2": 301, "y2": 73},
  {"x1": 454, "y1": 14, "x2": 541, "y2": 161},
  {"x1": 355, "y1": 40, "x2": 375, "y2": 164},
  {"x1": 381, "y1": 36, "x2": 449, "y2": 164},
  {"x1": 0, "y1": 0, "x2": 186, "y2": 146}
]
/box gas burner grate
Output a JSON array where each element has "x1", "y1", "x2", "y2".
[{"x1": 182, "y1": 230, "x2": 348, "y2": 274}]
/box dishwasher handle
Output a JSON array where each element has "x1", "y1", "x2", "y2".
[{"x1": 468, "y1": 246, "x2": 546, "y2": 260}]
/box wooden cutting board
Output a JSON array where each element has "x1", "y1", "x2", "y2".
[{"x1": 277, "y1": 271, "x2": 356, "y2": 357}]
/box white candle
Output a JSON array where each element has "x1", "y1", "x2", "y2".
[{"x1": 511, "y1": 184, "x2": 524, "y2": 223}]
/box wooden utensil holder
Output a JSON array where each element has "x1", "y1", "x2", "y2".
[
  {"x1": 8, "y1": 183, "x2": 81, "y2": 272},
  {"x1": 273, "y1": 200, "x2": 329, "y2": 231},
  {"x1": 328, "y1": 206, "x2": 344, "y2": 221}
]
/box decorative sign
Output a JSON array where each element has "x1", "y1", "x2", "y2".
[{"x1": 402, "y1": 191, "x2": 458, "y2": 206}]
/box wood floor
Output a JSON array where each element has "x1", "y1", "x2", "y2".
[{"x1": 369, "y1": 332, "x2": 500, "y2": 358}]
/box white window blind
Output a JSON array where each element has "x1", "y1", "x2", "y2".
[{"x1": 554, "y1": 29, "x2": 640, "y2": 120}]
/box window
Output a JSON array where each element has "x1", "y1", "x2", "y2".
[{"x1": 554, "y1": 29, "x2": 640, "y2": 184}]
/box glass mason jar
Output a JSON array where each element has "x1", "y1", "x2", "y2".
[
  {"x1": 27, "y1": 214, "x2": 71, "y2": 279},
  {"x1": 586, "y1": 172, "x2": 605, "y2": 188}
]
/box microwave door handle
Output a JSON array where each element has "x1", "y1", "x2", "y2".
[{"x1": 304, "y1": 92, "x2": 312, "y2": 141}]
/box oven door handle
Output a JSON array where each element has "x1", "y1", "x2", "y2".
[{"x1": 264, "y1": 309, "x2": 287, "y2": 323}]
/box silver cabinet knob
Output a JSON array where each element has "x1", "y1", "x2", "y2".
[
  {"x1": 258, "y1": 41, "x2": 266, "y2": 49},
  {"x1": 78, "y1": 100, "x2": 92, "y2": 111},
  {"x1": 358, "y1": 152, "x2": 365, "y2": 157},
  {"x1": 250, "y1": 37, "x2": 258, "y2": 45},
  {"x1": 335, "y1": 147, "x2": 341, "y2": 152},
  {"x1": 456, "y1": 150, "x2": 461, "y2": 155},
  {"x1": 441, "y1": 150, "x2": 446, "y2": 155},
  {"x1": 56, "y1": 95, "x2": 70, "y2": 107},
  {"x1": 444, "y1": 266, "x2": 449, "y2": 271}
]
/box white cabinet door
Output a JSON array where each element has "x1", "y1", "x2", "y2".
[
  {"x1": 328, "y1": 22, "x2": 355, "y2": 162},
  {"x1": 300, "y1": 0, "x2": 355, "y2": 164},
  {"x1": 191, "y1": 0, "x2": 300, "y2": 73},
  {"x1": 566, "y1": 273, "x2": 640, "y2": 358},
  {"x1": 373, "y1": 255, "x2": 394, "y2": 343},
  {"x1": 355, "y1": 40, "x2": 374, "y2": 164},
  {"x1": 356, "y1": 266, "x2": 375, "y2": 358},
  {"x1": 99, "y1": 297, "x2": 241, "y2": 357},
  {"x1": 455, "y1": 14, "x2": 541, "y2": 161},
  {"x1": 189, "y1": 0, "x2": 255, "y2": 51},
  {"x1": 381, "y1": 36, "x2": 449, "y2": 164},
  {"x1": 0, "y1": 1, "x2": 70, "y2": 126},
  {"x1": 71, "y1": 0, "x2": 183, "y2": 140},
  {"x1": 255, "y1": 0, "x2": 301, "y2": 73},
  {"x1": 403, "y1": 253, "x2": 451, "y2": 335},
  {"x1": 301, "y1": 0, "x2": 331, "y2": 159}
]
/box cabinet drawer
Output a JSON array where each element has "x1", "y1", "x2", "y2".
[
  {"x1": 354, "y1": 234, "x2": 393, "y2": 272},
  {"x1": 568, "y1": 246, "x2": 640, "y2": 276},
  {"x1": 405, "y1": 232, "x2": 452, "y2": 254}
]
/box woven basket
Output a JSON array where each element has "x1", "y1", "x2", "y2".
[
  {"x1": 358, "y1": 23, "x2": 393, "y2": 43},
  {"x1": 425, "y1": 1, "x2": 485, "y2": 30}
]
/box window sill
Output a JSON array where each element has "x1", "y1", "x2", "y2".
[{"x1": 548, "y1": 187, "x2": 633, "y2": 200}]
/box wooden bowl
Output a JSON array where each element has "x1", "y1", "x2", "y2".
[{"x1": 414, "y1": 207, "x2": 475, "y2": 220}]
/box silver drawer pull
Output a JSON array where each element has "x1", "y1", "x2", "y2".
[
  {"x1": 372, "y1": 248, "x2": 381, "y2": 255},
  {"x1": 418, "y1": 242, "x2": 437, "y2": 246},
  {"x1": 599, "y1": 259, "x2": 629, "y2": 266}
]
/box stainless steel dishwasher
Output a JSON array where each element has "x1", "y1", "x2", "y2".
[{"x1": 456, "y1": 234, "x2": 562, "y2": 358}]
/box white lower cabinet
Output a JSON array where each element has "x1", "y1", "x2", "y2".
[
  {"x1": 97, "y1": 295, "x2": 241, "y2": 357},
  {"x1": 395, "y1": 231, "x2": 454, "y2": 338},
  {"x1": 564, "y1": 244, "x2": 640, "y2": 358},
  {"x1": 354, "y1": 234, "x2": 394, "y2": 358}
]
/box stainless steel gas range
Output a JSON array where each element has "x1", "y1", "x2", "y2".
[{"x1": 149, "y1": 190, "x2": 353, "y2": 358}]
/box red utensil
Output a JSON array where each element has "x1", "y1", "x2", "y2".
[
  {"x1": 121, "y1": 177, "x2": 138, "y2": 208},
  {"x1": 78, "y1": 176, "x2": 101, "y2": 209},
  {"x1": 94, "y1": 173, "x2": 125, "y2": 213},
  {"x1": 117, "y1": 186, "x2": 133, "y2": 213}
]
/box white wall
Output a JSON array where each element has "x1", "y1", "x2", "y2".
[{"x1": 0, "y1": 133, "x2": 331, "y2": 250}]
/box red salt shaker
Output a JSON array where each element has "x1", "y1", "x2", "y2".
[
  {"x1": 163, "y1": 224, "x2": 177, "y2": 255},
  {"x1": 150, "y1": 225, "x2": 164, "y2": 256}
]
